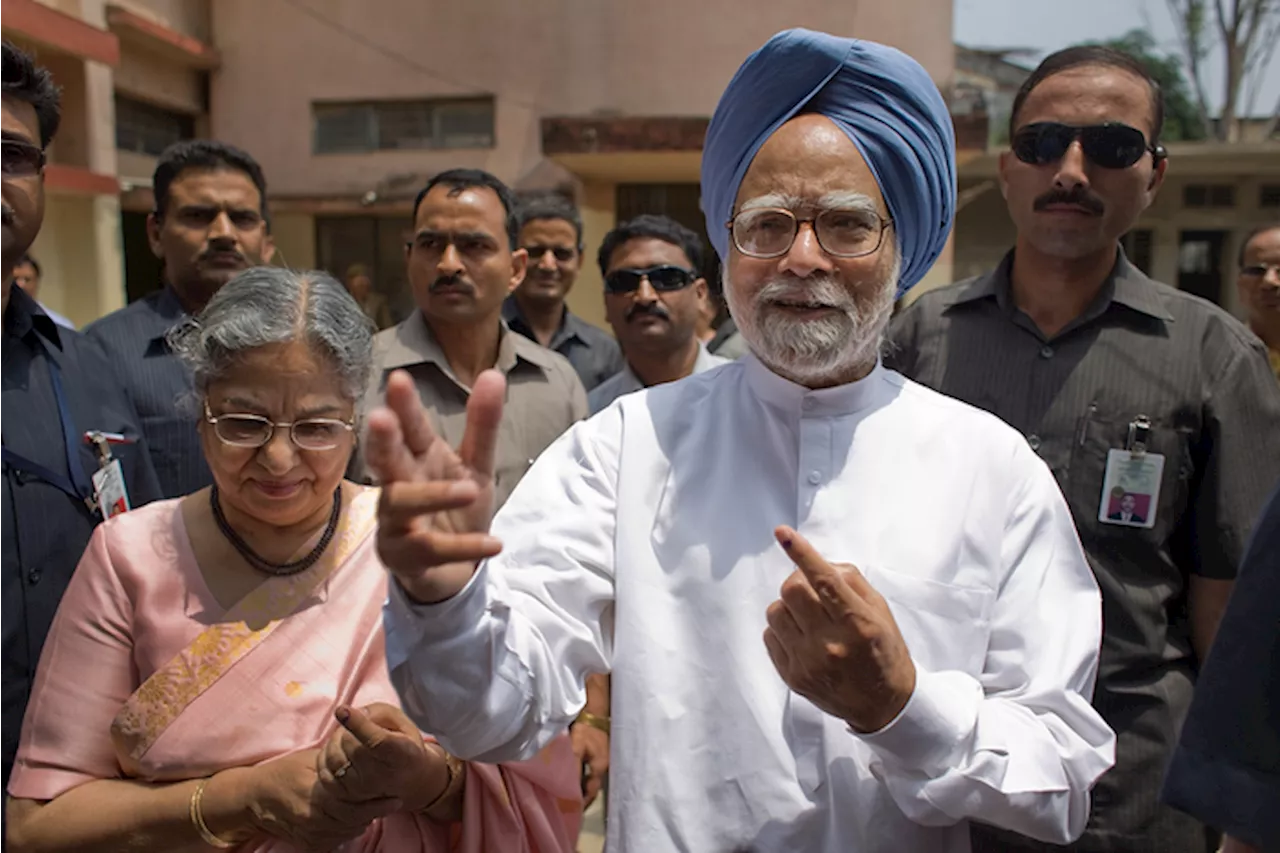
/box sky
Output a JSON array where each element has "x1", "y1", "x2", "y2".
[{"x1": 954, "y1": 0, "x2": 1280, "y2": 118}]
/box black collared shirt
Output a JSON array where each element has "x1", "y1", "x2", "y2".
[
  {"x1": 2, "y1": 287, "x2": 162, "y2": 786},
  {"x1": 84, "y1": 286, "x2": 211, "y2": 498},
  {"x1": 888, "y1": 250, "x2": 1280, "y2": 852},
  {"x1": 503, "y1": 296, "x2": 624, "y2": 391}
]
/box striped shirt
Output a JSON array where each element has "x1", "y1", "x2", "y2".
[
  {"x1": 84, "y1": 287, "x2": 211, "y2": 499},
  {"x1": 887, "y1": 249, "x2": 1280, "y2": 852}
]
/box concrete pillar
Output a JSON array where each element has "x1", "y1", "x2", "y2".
[{"x1": 565, "y1": 179, "x2": 615, "y2": 332}]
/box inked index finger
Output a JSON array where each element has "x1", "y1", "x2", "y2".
[
  {"x1": 775, "y1": 526, "x2": 867, "y2": 617},
  {"x1": 335, "y1": 705, "x2": 389, "y2": 751}
]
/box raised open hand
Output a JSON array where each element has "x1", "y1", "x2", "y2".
[{"x1": 366, "y1": 368, "x2": 506, "y2": 603}]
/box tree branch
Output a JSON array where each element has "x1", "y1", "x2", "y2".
[{"x1": 1169, "y1": 0, "x2": 1219, "y2": 136}]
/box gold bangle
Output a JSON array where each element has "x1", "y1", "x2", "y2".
[
  {"x1": 419, "y1": 744, "x2": 466, "y2": 815},
  {"x1": 575, "y1": 710, "x2": 611, "y2": 735},
  {"x1": 190, "y1": 777, "x2": 236, "y2": 849}
]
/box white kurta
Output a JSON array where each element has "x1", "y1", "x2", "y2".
[{"x1": 385, "y1": 354, "x2": 1115, "y2": 853}]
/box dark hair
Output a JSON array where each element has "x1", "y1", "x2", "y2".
[
  {"x1": 2, "y1": 41, "x2": 62, "y2": 148},
  {"x1": 152, "y1": 139, "x2": 270, "y2": 226},
  {"x1": 16, "y1": 253, "x2": 40, "y2": 276},
  {"x1": 516, "y1": 191, "x2": 584, "y2": 250},
  {"x1": 597, "y1": 214, "x2": 704, "y2": 277},
  {"x1": 412, "y1": 168, "x2": 519, "y2": 249},
  {"x1": 1239, "y1": 222, "x2": 1280, "y2": 266},
  {"x1": 1010, "y1": 46, "x2": 1165, "y2": 144}
]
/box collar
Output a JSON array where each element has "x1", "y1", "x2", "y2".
[
  {"x1": 502, "y1": 295, "x2": 588, "y2": 348},
  {"x1": 138, "y1": 286, "x2": 193, "y2": 357},
  {"x1": 381, "y1": 311, "x2": 560, "y2": 377},
  {"x1": 743, "y1": 352, "x2": 889, "y2": 417},
  {"x1": 948, "y1": 248, "x2": 1174, "y2": 323},
  {"x1": 4, "y1": 285, "x2": 64, "y2": 350}
]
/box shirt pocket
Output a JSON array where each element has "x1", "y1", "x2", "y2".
[
  {"x1": 861, "y1": 564, "x2": 995, "y2": 677},
  {"x1": 1070, "y1": 408, "x2": 1195, "y2": 539}
]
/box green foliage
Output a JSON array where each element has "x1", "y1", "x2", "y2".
[{"x1": 1080, "y1": 29, "x2": 1208, "y2": 141}]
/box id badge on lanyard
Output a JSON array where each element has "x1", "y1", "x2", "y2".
[{"x1": 86, "y1": 432, "x2": 132, "y2": 519}]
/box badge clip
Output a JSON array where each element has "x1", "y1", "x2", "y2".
[{"x1": 1126, "y1": 416, "x2": 1151, "y2": 457}]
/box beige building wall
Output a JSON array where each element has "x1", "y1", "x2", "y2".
[
  {"x1": 7, "y1": 0, "x2": 215, "y2": 323},
  {"x1": 270, "y1": 212, "x2": 319, "y2": 271},
  {"x1": 210, "y1": 0, "x2": 953, "y2": 331}
]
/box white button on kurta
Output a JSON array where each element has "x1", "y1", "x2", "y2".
[{"x1": 385, "y1": 354, "x2": 1116, "y2": 853}]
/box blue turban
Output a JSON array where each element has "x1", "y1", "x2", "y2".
[{"x1": 701, "y1": 29, "x2": 956, "y2": 295}]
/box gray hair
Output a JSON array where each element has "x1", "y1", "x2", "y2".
[{"x1": 167, "y1": 267, "x2": 375, "y2": 405}]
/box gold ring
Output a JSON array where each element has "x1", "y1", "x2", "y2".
[{"x1": 334, "y1": 762, "x2": 352, "y2": 779}]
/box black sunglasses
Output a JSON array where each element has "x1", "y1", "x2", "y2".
[
  {"x1": 2, "y1": 139, "x2": 46, "y2": 178},
  {"x1": 1012, "y1": 122, "x2": 1165, "y2": 170},
  {"x1": 604, "y1": 265, "x2": 696, "y2": 294}
]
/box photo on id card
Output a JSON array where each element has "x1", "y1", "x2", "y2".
[{"x1": 1097, "y1": 448, "x2": 1163, "y2": 529}]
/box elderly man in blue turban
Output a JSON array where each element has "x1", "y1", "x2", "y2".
[{"x1": 368, "y1": 29, "x2": 1115, "y2": 852}]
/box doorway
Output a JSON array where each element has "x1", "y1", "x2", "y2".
[{"x1": 1177, "y1": 230, "x2": 1227, "y2": 306}]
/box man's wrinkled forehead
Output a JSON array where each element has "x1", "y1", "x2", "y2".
[{"x1": 733, "y1": 115, "x2": 886, "y2": 215}]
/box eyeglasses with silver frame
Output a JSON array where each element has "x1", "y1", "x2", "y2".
[{"x1": 203, "y1": 401, "x2": 355, "y2": 451}]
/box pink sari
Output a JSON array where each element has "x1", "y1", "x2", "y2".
[{"x1": 8, "y1": 488, "x2": 582, "y2": 852}]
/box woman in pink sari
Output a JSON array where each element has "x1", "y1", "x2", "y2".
[{"x1": 5, "y1": 268, "x2": 582, "y2": 852}]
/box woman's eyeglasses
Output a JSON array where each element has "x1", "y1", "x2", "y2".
[
  {"x1": 204, "y1": 402, "x2": 354, "y2": 451},
  {"x1": 1011, "y1": 122, "x2": 1164, "y2": 170},
  {"x1": 604, "y1": 265, "x2": 697, "y2": 294},
  {"x1": 2, "y1": 139, "x2": 46, "y2": 178}
]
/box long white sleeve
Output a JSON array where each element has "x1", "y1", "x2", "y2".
[
  {"x1": 852, "y1": 439, "x2": 1114, "y2": 843},
  {"x1": 382, "y1": 360, "x2": 1115, "y2": 852},
  {"x1": 384, "y1": 411, "x2": 619, "y2": 763}
]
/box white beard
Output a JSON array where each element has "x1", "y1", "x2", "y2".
[{"x1": 726, "y1": 253, "x2": 901, "y2": 387}]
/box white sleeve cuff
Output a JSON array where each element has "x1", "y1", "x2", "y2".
[
  {"x1": 384, "y1": 561, "x2": 491, "y2": 672},
  {"x1": 854, "y1": 668, "x2": 983, "y2": 774}
]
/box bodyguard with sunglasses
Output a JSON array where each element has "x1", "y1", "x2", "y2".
[
  {"x1": 889, "y1": 46, "x2": 1280, "y2": 853},
  {"x1": 588, "y1": 215, "x2": 729, "y2": 413},
  {"x1": 1, "y1": 42, "x2": 161, "y2": 787}
]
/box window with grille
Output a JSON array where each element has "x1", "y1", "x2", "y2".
[
  {"x1": 313, "y1": 98, "x2": 495, "y2": 154},
  {"x1": 1261, "y1": 184, "x2": 1280, "y2": 208},
  {"x1": 1183, "y1": 184, "x2": 1236, "y2": 208},
  {"x1": 115, "y1": 96, "x2": 195, "y2": 156}
]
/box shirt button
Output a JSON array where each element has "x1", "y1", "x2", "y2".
[
  {"x1": 1027, "y1": 434, "x2": 1042, "y2": 452},
  {"x1": 807, "y1": 470, "x2": 822, "y2": 485},
  {"x1": 1039, "y1": 345, "x2": 1054, "y2": 359},
  {"x1": 26, "y1": 569, "x2": 41, "y2": 585}
]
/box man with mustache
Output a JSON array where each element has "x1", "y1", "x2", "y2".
[
  {"x1": 589, "y1": 214, "x2": 728, "y2": 413},
  {"x1": 354, "y1": 168, "x2": 586, "y2": 512},
  {"x1": 2, "y1": 41, "x2": 161, "y2": 786},
  {"x1": 1236, "y1": 223, "x2": 1280, "y2": 380},
  {"x1": 504, "y1": 192, "x2": 623, "y2": 391},
  {"x1": 366, "y1": 31, "x2": 1114, "y2": 852},
  {"x1": 85, "y1": 140, "x2": 275, "y2": 498},
  {"x1": 889, "y1": 46, "x2": 1280, "y2": 853}
]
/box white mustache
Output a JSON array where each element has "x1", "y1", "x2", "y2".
[{"x1": 755, "y1": 276, "x2": 857, "y2": 312}]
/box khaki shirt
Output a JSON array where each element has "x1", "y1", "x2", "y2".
[{"x1": 355, "y1": 311, "x2": 588, "y2": 510}]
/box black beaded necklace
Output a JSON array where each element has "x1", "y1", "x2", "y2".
[{"x1": 210, "y1": 485, "x2": 342, "y2": 576}]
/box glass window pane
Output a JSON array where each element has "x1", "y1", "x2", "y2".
[{"x1": 314, "y1": 104, "x2": 375, "y2": 153}]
